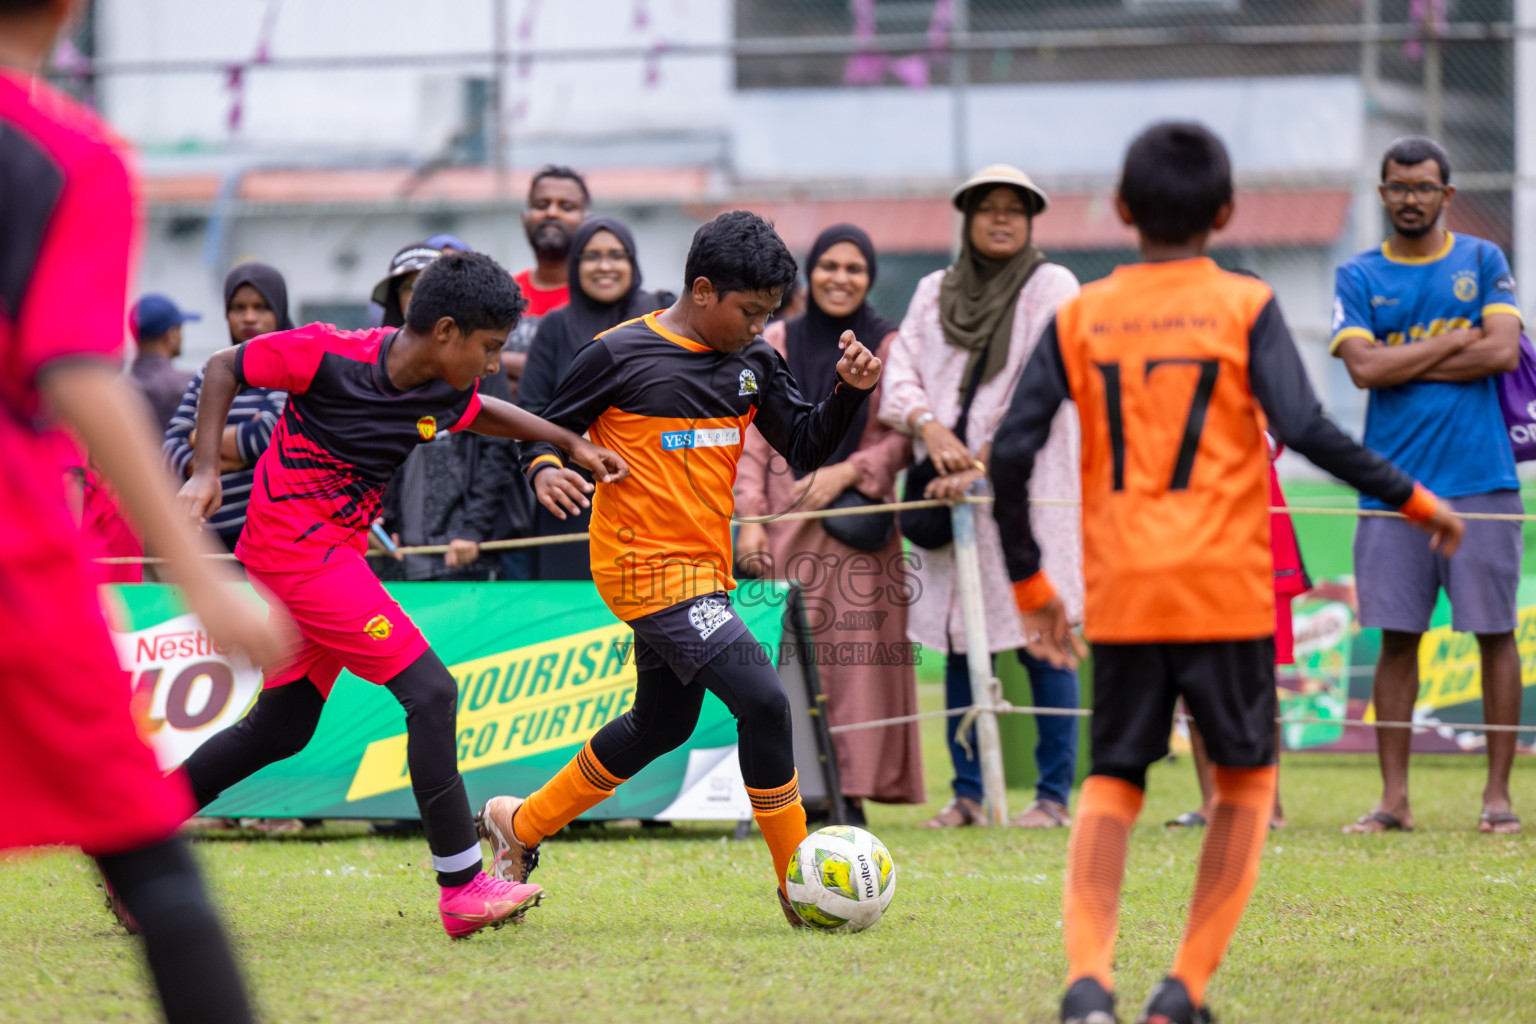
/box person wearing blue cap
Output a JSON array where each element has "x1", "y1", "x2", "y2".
[
  {"x1": 129, "y1": 294, "x2": 199, "y2": 433},
  {"x1": 425, "y1": 233, "x2": 472, "y2": 253}
]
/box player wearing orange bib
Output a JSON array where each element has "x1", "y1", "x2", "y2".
[{"x1": 990, "y1": 123, "x2": 1464, "y2": 1024}]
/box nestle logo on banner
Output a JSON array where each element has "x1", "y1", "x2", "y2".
[
  {"x1": 1294, "y1": 604, "x2": 1350, "y2": 654},
  {"x1": 661, "y1": 427, "x2": 740, "y2": 451},
  {"x1": 134, "y1": 629, "x2": 231, "y2": 665}
]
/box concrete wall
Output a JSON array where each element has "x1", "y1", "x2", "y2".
[
  {"x1": 98, "y1": 0, "x2": 732, "y2": 158},
  {"x1": 732, "y1": 76, "x2": 1365, "y2": 182},
  {"x1": 104, "y1": 4, "x2": 1369, "y2": 442},
  {"x1": 99, "y1": 4, "x2": 1358, "y2": 185}
]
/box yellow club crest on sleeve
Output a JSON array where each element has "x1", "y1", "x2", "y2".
[
  {"x1": 364, "y1": 614, "x2": 394, "y2": 640},
  {"x1": 417, "y1": 415, "x2": 438, "y2": 441}
]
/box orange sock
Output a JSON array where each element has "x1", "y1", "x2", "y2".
[
  {"x1": 745, "y1": 770, "x2": 807, "y2": 894},
  {"x1": 1171, "y1": 764, "x2": 1278, "y2": 1006},
  {"x1": 1062, "y1": 775, "x2": 1145, "y2": 992},
  {"x1": 512, "y1": 742, "x2": 627, "y2": 848}
]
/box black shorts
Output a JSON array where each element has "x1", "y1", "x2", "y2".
[
  {"x1": 628, "y1": 592, "x2": 751, "y2": 684},
  {"x1": 1090, "y1": 638, "x2": 1276, "y2": 772}
]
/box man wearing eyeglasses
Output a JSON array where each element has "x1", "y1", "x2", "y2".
[{"x1": 1331, "y1": 136, "x2": 1524, "y2": 837}]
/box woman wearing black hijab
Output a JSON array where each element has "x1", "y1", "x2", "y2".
[
  {"x1": 514, "y1": 217, "x2": 669, "y2": 580},
  {"x1": 736, "y1": 223, "x2": 926, "y2": 818},
  {"x1": 164, "y1": 262, "x2": 293, "y2": 552},
  {"x1": 519, "y1": 217, "x2": 666, "y2": 416}
]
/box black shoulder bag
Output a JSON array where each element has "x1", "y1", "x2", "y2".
[{"x1": 820, "y1": 486, "x2": 895, "y2": 552}]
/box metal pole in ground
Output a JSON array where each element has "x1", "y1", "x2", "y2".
[
  {"x1": 950, "y1": 485, "x2": 1008, "y2": 826},
  {"x1": 1516, "y1": 0, "x2": 1536, "y2": 299}
]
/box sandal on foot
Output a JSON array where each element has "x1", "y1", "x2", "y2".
[
  {"x1": 1011, "y1": 799, "x2": 1071, "y2": 829},
  {"x1": 1164, "y1": 811, "x2": 1207, "y2": 830},
  {"x1": 1479, "y1": 810, "x2": 1521, "y2": 834},
  {"x1": 1342, "y1": 810, "x2": 1412, "y2": 834},
  {"x1": 920, "y1": 797, "x2": 986, "y2": 828}
]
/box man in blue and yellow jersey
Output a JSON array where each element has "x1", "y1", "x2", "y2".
[{"x1": 1331, "y1": 135, "x2": 1524, "y2": 837}]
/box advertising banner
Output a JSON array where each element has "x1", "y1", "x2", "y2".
[
  {"x1": 1280, "y1": 579, "x2": 1536, "y2": 753},
  {"x1": 109, "y1": 580, "x2": 810, "y2": 820}
]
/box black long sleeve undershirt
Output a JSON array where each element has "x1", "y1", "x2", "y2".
[{"x1": 991, "y1": 300, "x2": 1417, "y2": 586}]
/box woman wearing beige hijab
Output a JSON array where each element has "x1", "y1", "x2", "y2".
[{"x1": 880, "y1": 165, "x2": 1086, "y2": 829}]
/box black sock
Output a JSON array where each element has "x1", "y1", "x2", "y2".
[
  {"x1": 386, "y1": 651, "x2": 481, "y2": 887},
  {"x1": 96, "y1": 837, "x2": 254, "y2": 1024},
  {"x1": 181, "y1": 679, "x2": 326, "y2": 809}
]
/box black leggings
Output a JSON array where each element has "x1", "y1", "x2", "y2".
[
  {"x1": 180, "y1": 650, "x2": 480, "y2": 886},
  {"x1": 96, "y1": 837, "x2": 254, "y2": 1024},
  {"x1": 589, "y1": 635, "x2": 795, "y2": 789}
]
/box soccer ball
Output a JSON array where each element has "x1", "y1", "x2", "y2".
[{"x1": 784, "y1": 825, "x2": 896, "y2": 931}]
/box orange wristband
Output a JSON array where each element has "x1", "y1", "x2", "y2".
[
  {"x1": 1399, "y1": 484, "x2": 1439, "y2": 524},
  {"x1": 527, "y1": 453, "x2": 564, "y2": 479},
  {"x1": 1012, "y1": 572, "x2": 1058, "y2": 614}
]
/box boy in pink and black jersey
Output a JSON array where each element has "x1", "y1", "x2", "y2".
[{"x1": 178, "y1": 252, "x2": 627, "y2": 939}]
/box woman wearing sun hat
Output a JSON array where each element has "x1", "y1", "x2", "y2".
[{"x1": 879, "y1": 164, "x2": 1086, "y2": 829}]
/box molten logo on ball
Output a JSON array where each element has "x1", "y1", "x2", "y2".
[{"x1": 785, "y1": 824, "x2": 896, "y2": 931}]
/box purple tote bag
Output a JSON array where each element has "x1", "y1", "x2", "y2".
[{"x1": 1497, "y1": 332, "x2": 1536, "y2": 461}]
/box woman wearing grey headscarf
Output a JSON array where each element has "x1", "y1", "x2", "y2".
[{"x1": 879, "y1": 165, "x2": 1085, "y2": 830}]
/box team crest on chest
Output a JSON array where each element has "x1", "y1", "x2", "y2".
[
  {"x1": 1452, "y1": 270, "x2": 1478, "y2": 303},
  {"x1": 417, "y1": 415, "x2": 437, "y2": 441},
  {"x1": 737, "y1": 368, "x2": 758, "y2": 396}
]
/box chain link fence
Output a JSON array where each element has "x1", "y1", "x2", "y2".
[{"x1": 49, "y1": 0, "x2": 1526, "y2": 429}]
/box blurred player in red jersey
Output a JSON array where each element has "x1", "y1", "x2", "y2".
[
  {"x1": 1166, "y1": 441, "x2": 1306, "y2": 832},
  {"x1": 0, "y1": 2, "x2": 290, "y2": 1020},
  {"x1": 990, "y1": 123, "x2": 1463, "y2": 1024},
  {"x1": 176, "y1": 251, "x2": 627, "y2": 939}
]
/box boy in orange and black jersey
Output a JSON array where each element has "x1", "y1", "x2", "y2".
[
  {"x1": 990, "y1": 123, "x2": 1464, "y2": 1024},
  {"x1": 476, "y1": 211, "x2": 884, "y2": 927}
]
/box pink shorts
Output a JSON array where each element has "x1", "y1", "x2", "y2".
[
  {"x1": 248, "y1": 550, "x2": 429, "y2": 697},
  {"x1": 0, "y1": 545, "x2": 192, "y2": 855}
]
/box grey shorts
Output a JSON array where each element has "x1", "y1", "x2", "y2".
[
  {"x1": 1354, "y1": 490, "x2": 1522, "y2": 635},
  {"x1": 628, "y1": 592, "x2": 752, "y2": 684}
]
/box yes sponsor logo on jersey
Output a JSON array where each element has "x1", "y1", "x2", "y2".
[
  {"x1": 687, "y1": 596, "x2": 734, "y2": 641},
  {"x1": 738, "y1": 368, "x2": 758, "y2": 396},
  {"x1": 661, "y1": 427, "x2": 741, "y2": 451}
]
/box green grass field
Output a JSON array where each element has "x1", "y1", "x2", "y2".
[{"x1": 2, "y1": 683, "x2": 1532, "y2": 1024}]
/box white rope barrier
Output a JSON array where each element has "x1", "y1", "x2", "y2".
[
  {"x1": 96, "y1": 489, "x2": 1534, "y2": 744},
  {"x1": 827, "y1": 699, "x2": 1536, "y2": 736},
  {"x1": 93, "y1": 491, "x2": 1536, "y2": 565}
]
